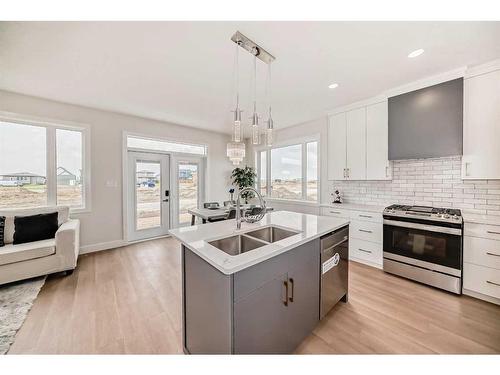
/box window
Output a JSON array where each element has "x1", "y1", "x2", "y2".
[
  {"x1": 259, "y1": 150, "x2": 267, "y2": 197},
  {"x1": 271, "y1": 144, "x2": 302, "y2": 200},
  {"x1": 56, "y1": 129, "x2": 83, "y2": 207},
  {"x1": 127, "y1": 136, "x2": 207, "y2": 156},
  {"x1": 257, "y1": 139, "x2": 319, "y2": 202},
  {"x1": 0, "y1": 118, "x2": 89, "y2": 210},
  {"x1": 0, "y1": 122, "x2": 47, "y2": 208}
]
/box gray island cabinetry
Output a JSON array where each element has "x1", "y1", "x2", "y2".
[
  {"x1": 169, "y1": 211, "x2": 351, "y2": 354},
  {"x1": 182, "y1": 238, "x2": 320, "y2": 354}
]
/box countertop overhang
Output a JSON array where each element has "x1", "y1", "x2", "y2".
[{"x1": 169, "y1": 211, "x2": 350, "y2": 275}]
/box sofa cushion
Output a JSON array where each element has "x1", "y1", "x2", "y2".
[
  {"x1": 0, "y1": 206, "x2": 69, "y2": 244},
  {"x1": 0, "y1": 239, "x2": 56, "y2": 266},
  {"x1": 14, "y1": 212, "x2": 59, "y2": 245}
]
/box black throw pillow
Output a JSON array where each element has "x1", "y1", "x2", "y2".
[
  {"x1": 13, "y1": 212, "x2": 59, "y2": 245},
  {"x1": 0, "y1": 216, "x2": 5, "y2": 247}
]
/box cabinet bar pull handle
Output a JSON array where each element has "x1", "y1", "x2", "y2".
[
  {"x1": 359, "y1": 214, "x2": 372, "y2": 218},
  {"x1": 289, "y1": 278, "x2": 294, "y2": 303},
  {"x1": 487, "y1": 230, "x2": 500, "y2": 235},
  {"x1": 283, "y1": 281, "x2": 288, "y2": 306},
  {"x1": 486, "y1": 280, "x2": 500, "y2": 287},
  {"x1": 465, "y1": 162, "x2": 470, "y2": 177},
  {"x1": 385, "y1": 166, "x2": 389, "y2": 177},
  {"x1": 486, "y1": 252, "x2": 500, "y2": 257},
  {"x1": 330, "y1": 211, "x2": 341, "y2": 214},
  {"x1": 358, "y1": 229, "x2": 373, "y2": 233},
  {"x1": 358, "y1": 248, "x2": 372, "y2": 253}
]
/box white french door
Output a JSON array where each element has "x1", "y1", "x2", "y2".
[
  {"x1": 172, "y1": 156, "x2": 204, "y2": 228},
  {"x1": 127, "y1": 151, "x2": 170, "y2": 241}
]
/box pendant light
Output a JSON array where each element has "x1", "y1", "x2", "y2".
[
  {"x1": 232, "y1": 42, "x2": 243, "y2": 142},
  {"x1": 251, "y1": 54, "x2": 260, "y2": 145},
  {"x1": 226, "y1": 31, "x2": 276, "y2": 164},
  {"x1": 226, "y1": 39, "x2": 246, "y2": 166},
  {"x1": 266, "y1": 63, "x2": 274, "y2": 146}
]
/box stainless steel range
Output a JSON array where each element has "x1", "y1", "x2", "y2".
[{"x1": 383, "y1": 205, "x2": 463, "y2": 294}]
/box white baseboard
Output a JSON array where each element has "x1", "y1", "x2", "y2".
[
  {"x1": 78, "y1": 234, "x2": 172, "y2": 255},
  {"x1": 350, "y1": 257, "x2": 383, "y2": 270},
  {"x1": 463, "y1": 288, "x2": 500, "y2": 306},
  {"x1": 79, "y1": 239, "x2": 127, "y2": 255}
]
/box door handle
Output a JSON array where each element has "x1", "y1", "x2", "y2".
[
  {"x1": 283, "y1": 280, "x2": 289, "y2": 306},
  {"x1": 288, "y1": 278, "x2": 294, "y2": 303}
]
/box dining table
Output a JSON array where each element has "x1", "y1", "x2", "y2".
[{"x1": 188, "y1": 205, "x2": 273, "y2": 226}]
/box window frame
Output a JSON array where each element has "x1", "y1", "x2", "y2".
[
  {"x1": 0, "y1": 111, "x2": 91, "y2": 213},
  {"x1": 255, "y1": 135, "x2": 320, "y2": 203}
]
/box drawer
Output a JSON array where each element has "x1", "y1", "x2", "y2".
[
  {"x1": 464, "y1": 236, "x2": 500, "y2": 270},
  {"x1": 464, "y1": 223, "x2": 500, "y2": 241},
  {"x1": 463, "y1": 262, "x2": 500, "y2": 299},
  {"x1": 320, "y1": 207, "x2": 350, "y2": 219},
  {"x1": 350, "y1": 219, "x2": 382, "y2": 243},
  {"x1": 349, "y1": 210, "x2": 382, "y2": 223},
  {"x1": 349, "y1": 238, "x2": 382, "y2": 266}
]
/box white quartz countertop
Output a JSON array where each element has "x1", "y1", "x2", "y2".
[
  {"x1": 169, "y1": 210, "x2": 350, "y2": 275},
  {"x1": 320, "y1": 202, "x2": 386, "y2": 213},
  {"x1": 462, "y1": 213, "x2": 500, "y2": 226}
]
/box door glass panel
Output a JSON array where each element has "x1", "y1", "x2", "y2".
[
  {"x1": 136, "y1": 161, "x2": 161, "y2": 230},
  {"x1": 178, "y1": 163, "x2": 198, "y2": 225}
]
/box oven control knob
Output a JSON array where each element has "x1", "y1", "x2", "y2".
[{"x1": 444, "y1": 214, "x2": 450, "y2": 219}]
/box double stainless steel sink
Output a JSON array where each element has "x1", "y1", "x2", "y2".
[{"x1": 208, "y1": 226, "x2": 299, "y2": 256}]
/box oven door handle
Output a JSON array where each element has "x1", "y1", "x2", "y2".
[{"x1": 383, "y1": 219, "x2": 462, "y2": 236}]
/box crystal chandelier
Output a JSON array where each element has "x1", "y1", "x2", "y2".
[
  {"x1": 226, "y1": 140, "x2": 246, "y2": 165},
  {"x1": 226, "y1": 31, "x2": 276, "y2": 164}
]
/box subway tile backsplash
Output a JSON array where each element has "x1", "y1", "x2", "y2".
[{"x1": 330, "y1": 156, "x2": 500, "y2": 216}]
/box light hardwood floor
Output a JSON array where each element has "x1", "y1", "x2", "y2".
[{"x1": 8, "y1": 237, "x2": 500, "y2": 354}]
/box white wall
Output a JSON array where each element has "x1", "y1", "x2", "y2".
[
  {"x1": 247, "y1": 116, "x2": 328, "y2": 214},
  {"x1": 0, "y1": 90, "x2": 236, "y2": 250}
]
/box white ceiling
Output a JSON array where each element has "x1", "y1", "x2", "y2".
[{"x1": 1, "y1": 21, "x2": 500, "y2": 134}]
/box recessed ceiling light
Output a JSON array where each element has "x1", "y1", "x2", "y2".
[
  {"x1": 408, "y1": 49, "x2": 424, "y2": 58},
  {"x1": 328, "y1": 83, "x2": 339, "y2": 89}
]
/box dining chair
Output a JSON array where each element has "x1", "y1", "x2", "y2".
[{"x1": 203, "y1": 202, "x2": 220, "y2": 209}]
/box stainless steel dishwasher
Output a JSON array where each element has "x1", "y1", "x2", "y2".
[{"x1": 320, "y1": 226, "x2": 349, "y2": 319}]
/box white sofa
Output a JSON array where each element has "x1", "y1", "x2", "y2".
[{"x1": 0, "y1": 206, "x2": 80, "y2": 285}]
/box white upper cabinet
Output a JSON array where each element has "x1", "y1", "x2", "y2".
[
  {"x1": 366, "y1": 101, "x2": 391, "y2": 180},
  {"x1": 327, "y1": 112, "x2": 347, "y2": 180},
  {"x1": 462, "y1": 68, "x2": 500, "y2": 179},
  {"x1": 346, "y1": 107, "x2": 367, "y2": 180},
  {"x1": 327, "y1": 101, "x2": 391, "y2": 181}
]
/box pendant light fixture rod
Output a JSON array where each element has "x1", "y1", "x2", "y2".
[{"x1": 231, "y1": 31, "x2": 275, "y2": 65}]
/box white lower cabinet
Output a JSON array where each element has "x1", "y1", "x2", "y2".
[
  {"x1": 463, "y1": 222, "x2": 500, "y2": 305},
  {"x1": 350, "y1": 220, "x2": 383, "y2": 243},
  {"x1": 349, "y1": 238, "x2": 382, "y2": 266},
  {"x1": 320, "y1": 206, "x2": 383, "y2": 268},
  {"x1": 463, "y1": 263, "x2": 500, "y2": 300}
]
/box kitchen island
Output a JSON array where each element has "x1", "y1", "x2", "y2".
[{"x1": 169, "y1": 210, "x2": 350, "y2": 354}]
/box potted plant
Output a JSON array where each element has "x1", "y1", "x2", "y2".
[{"x1": 231, "y1": 166, "x2": 257, "y2": 204}]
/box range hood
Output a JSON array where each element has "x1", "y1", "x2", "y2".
[{"x1": 388, "y1": 78, "x2": 463, "y2": 160}]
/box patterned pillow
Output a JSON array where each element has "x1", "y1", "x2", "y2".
[{"x1": 0, "y1": 216, "x2": 5, "y2": 247}]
